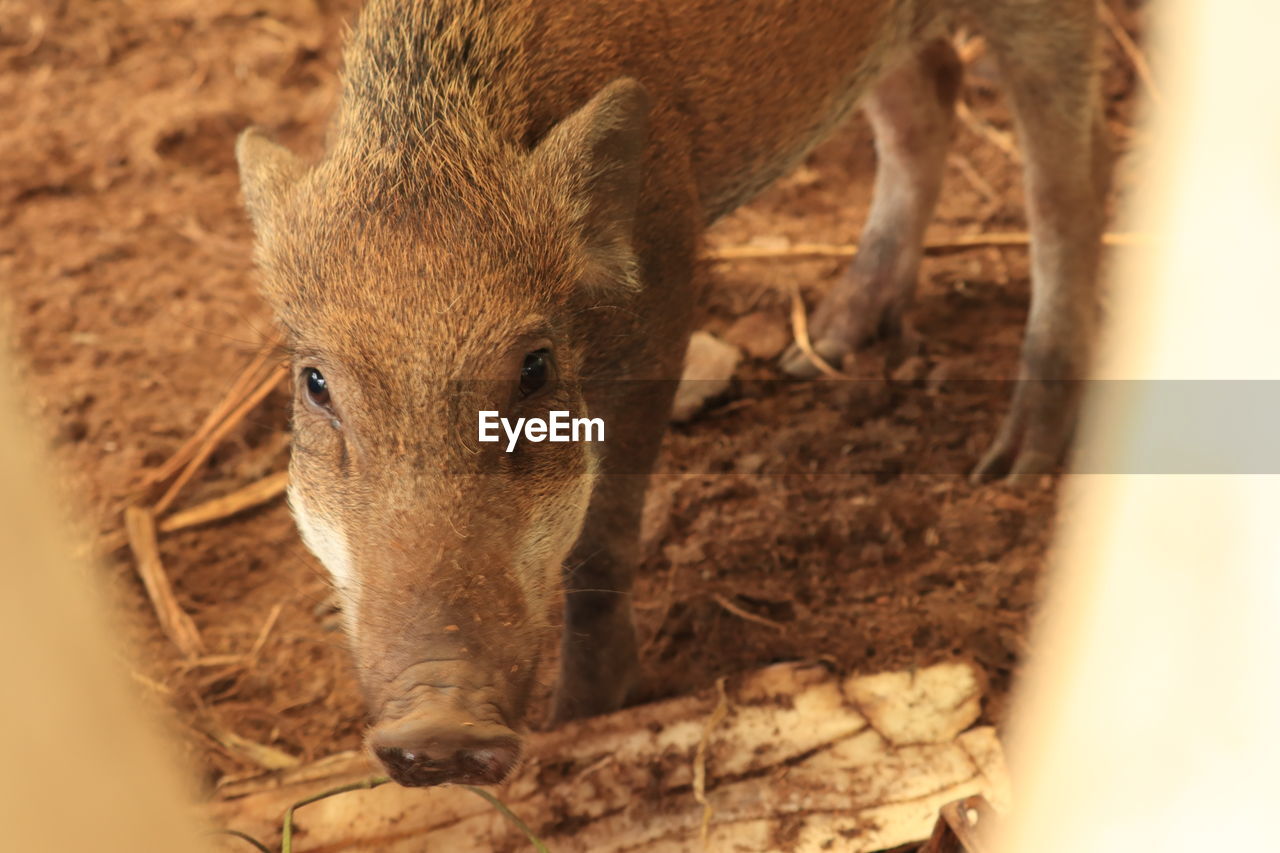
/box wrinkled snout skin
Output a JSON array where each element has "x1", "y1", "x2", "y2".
[{"x1": 237, "y1": 0, "x2": 1109, "y2": 787}]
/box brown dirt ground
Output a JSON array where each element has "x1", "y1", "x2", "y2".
[{"x1": 1, "y1": 0, "x2": 1147, "y2": 806}]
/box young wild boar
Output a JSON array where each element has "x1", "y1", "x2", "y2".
[{"x1": 237, "y1": 0, "x2": 1109, "y2": 786}]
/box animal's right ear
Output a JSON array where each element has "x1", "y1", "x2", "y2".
[{"x1": 235, "y1": 127, "x2": 303, "y2": 233}]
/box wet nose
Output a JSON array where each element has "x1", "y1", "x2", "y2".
[{"x1": 369, "y1": 719, "x2": 521, "y2": 787}]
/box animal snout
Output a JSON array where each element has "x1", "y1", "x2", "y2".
[{"x1": 369, "y1": 718, "x2": 521, "y2": 787}]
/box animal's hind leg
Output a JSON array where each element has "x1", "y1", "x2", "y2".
[
  {"x1": 970, "y1": 1, "x2": 1110, "y2": 479},
  {"x1": 781, "y1": 38, "x2": 962, "y2": 377}
]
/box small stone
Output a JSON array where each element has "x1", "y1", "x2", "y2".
[
  {"x1": 736, "y1": 452, "x2": 767, "y2": 474},
  {"x1": 890, "y1": 355, "x2": 928, "y2": 382},
  {"x1": 723, "y1": 311, "x2": 790, "y2": 360},
  {"x1": 926, "y1": 359, "x2": 960, "y2": 392},
  {"x1": 663, "y1": 540, "x2": 706, "y2": 565},
  {"x1": 670, "y1": 331, "x2": 742, "y2": 422}
]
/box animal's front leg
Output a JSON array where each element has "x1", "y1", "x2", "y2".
[{"x1": 551, "y1": 380, "x2": 675, "y2": 723}]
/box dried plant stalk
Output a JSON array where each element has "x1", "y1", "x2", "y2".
[
  {"x1": 94, "y1": 470, "x2": 289, "y2": 556},
  {"x1": 159, "y1": 471, "x2": 288, "y2": 534},
  {"x1": 706, "y1": 231, "x2": 1146, "y2": 262},
  {"x1": 154, "y1": 365, "x2": 288, "y2": 515},
  {"x1": 956, "y1": 100, "x2": 1021, "y2": 162},
  {"x1": 199, "y1": 722, "x2": 301, "y2": 772},
  {"x1": 693, "y1": 677, "x2": 729, "y2": 850},
  {"x1": 146, "y1": 345, "x2": 277, "y2": 486},
  {"x1": 712, "y1": 593, "x2": 787, "y2": 632},
  {"x1": 1098, "y1": 0, "x2": 1162, "y2": 105},
  {"x1": 123, "y1": 505, "x2": 204, "y2": 658},
  {"x1": 787, "y1": 281, "x2": 849, "y2": 379}
]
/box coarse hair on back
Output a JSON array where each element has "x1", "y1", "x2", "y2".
[{"x1": 327, "y1": 0, "x2": 537, "y2": 209}]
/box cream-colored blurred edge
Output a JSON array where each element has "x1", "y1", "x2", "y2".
[
  {"x1": 0, "y1": 362, "x2": 213, "y2": 839},
  {"x1": 994, "y1": 0, "x2": 1280, "y2": 850}
]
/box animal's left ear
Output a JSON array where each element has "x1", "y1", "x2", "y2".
[{"x1": 531, "y1": 78, "x2": 651, "y2": 288}]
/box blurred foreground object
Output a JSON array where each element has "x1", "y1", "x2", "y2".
[
  {"x1": 0, "y1": 356, "x2": 212, "y2": 850},
  {"x1": 995, "y1": 0, "x2": 1280, "y2": 850}
]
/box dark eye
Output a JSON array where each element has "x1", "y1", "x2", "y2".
[
  {"x1": 519, "y1": 349, "x2": 552, "y2": 399},
  {"x1": 302, "y1": 367, "x2": 331, "y2": 408}
]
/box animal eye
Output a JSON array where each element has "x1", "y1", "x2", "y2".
[
  {"x1": 302, "y1": 367, "x2": 331, "y2": 408},
  {"x1": 519, "y1": 349, "x2": 553, "y2": 399}
]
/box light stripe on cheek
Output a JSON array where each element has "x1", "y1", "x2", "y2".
[{"x1": 289, "y1": 489, "x2": 359, "y2": 626}]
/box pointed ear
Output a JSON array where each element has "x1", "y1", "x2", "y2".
[
  {"x1": 235, "y1": 127, "x2": 303, "y2": 234},
  {"x1": 532, "y1": 78, "x2": 651, "y2": 289}
]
